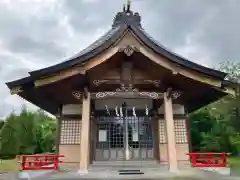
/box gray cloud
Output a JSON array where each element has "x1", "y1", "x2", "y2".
[
  {"x1": 6, "y1": 35, "x2": 65, "y2": 60},
  {"x1": 0, "y1": 1, "x2": 69, "y2": 64},
  {"x1": 62, "y1": 0, "x2": 122, "y2": 33},
  {"x1": 138, "y1": 0, "x2": 240, "y2": 64},
  {"x1": 0, "y1": 0, "x2": 239, "y2": 118}
]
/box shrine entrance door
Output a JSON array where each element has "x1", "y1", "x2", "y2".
[{"x1": 94, "y1": 100, "x2": 155, "y2": 161}]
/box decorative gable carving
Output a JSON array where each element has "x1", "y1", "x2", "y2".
[{"x1": 118, "y1": 45, "x2": 138, "y2": 56}]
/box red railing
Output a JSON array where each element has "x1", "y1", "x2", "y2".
[
  {"x1": 18, "y1": 154, "x2": 64, "y2": 170},
  {"x1": 187, "y1": 152, "x2": 228, "y2": 167}
]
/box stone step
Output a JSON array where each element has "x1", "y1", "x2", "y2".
[
  {"x1": 92, "y1": 160, "x2": 159, "y2": 166},
  {"x1": 89, "y1": 166, "x2": 167, "y2": 169},
  {"x1": 88, "y1": 166, "x2": 168, "y2": 175},
  {"x1": 89, "y1": 161, "x2": 168, "y2": 172},
  {"x1": 89, "y1": 165, "x2": 166, "y2": 169}
]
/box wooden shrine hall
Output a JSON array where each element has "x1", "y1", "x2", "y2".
[{"x1": 6, "y1": 2, "x2": 238, "y2": 172}]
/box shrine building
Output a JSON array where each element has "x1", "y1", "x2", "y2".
[{"x1": 6, "y1": 3, "x2": 238, "y2": 172}]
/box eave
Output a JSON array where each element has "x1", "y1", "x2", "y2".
[
  {"x1": 6, "y1": 76, "x2": 32, "y2": 89},
  {"x1": 19, "y1": 89, "x2": 60, "y2": 115},
  {"x1": 6, "y1": 76, "x2": 33, "y2": 94},
  {"x1": 185, "y1": 88, "x2": 226, "y2": 113}
]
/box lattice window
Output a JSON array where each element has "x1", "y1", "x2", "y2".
[
  {"x1": 174, "y1": 119, "x2": 187, "y2": 144},
  {"x1": 159, "y1": 119, "x2": 167, "y2": 144},
  {"x1": 60, "y1": 120, "x2": 81, "y2": 144}
]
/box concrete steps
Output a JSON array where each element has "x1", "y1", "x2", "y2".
[
  {"x1": 91, "y1": 160, "x2": 159, "y2": 166},
  {"x1": 89, "y1": 160, "x2": 168, "y2": 175}
]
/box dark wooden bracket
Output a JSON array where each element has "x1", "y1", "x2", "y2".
[
  {"x1": 166, "y1": 87, "x2": 172, "y2": 99},
  {"x1": 83, "y1": 87, "x2": 88, "y2": 99}
]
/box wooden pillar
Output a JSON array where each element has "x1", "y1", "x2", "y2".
[
  {"x1": 79, "y1": 91, "x2": 91, "y2": 170},
  {"x1": 55, "y1": 118, "x2": 61, "y2": 155},
  {"x1": 55, "y1": 106, "x2": 62, "y2": 155},
  {"x1": 186, "y1": 116, "x2": 192, "y2": 153},
  {"x1": 164, "y1": 92, "x2": 178, "y2": 172}
]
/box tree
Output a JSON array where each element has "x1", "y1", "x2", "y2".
[
  {"x1": 0, "y1": 114, "x2": 20, "y2": 159},
  {"x1": 218, "y1": 61, "x2": 240, "y2": 83},
  {"x1": 217, "y1": 61, "x2": 240, "y2": 154},
  {"x1": 34, "y1": 110, "x2": 56, "y2": 153},
  {"x1": 0, "y1": 107, "x2": 57, "y2": 159},
  {"x1": 37, "y1": 120, "x2": 56, "y2": 153},
  {"x1": 16, "y1": 106, "x2": 37, "y2": 155},
  {"x1": 189, "y1": 107, "x2": 216, "y2": 151},
  {"x1": 0, "y1": 121, "x2": 4, "y2": 130},
  {"x1": 200, "y1": 119, "x2": 235, "y2": 153}
]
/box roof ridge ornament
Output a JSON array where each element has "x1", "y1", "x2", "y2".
[
  {"x1": 126, "y1": 0, "x2": 131, "y2": 12},
  {"x1": 112, "y1": 0, "x2": 141, "y2": 28}
]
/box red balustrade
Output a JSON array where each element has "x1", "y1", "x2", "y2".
[
  {"x1": 187, "y1": 152, "x2": 228, "y2": 167},
  {"x1": 18, "y1": 154, "x2": 64, "y2": 171}
]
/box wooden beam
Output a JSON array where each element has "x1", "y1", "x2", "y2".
[
  {"x1": 34, "y1": 66, "x2": 85, "y2": 87},
  {"x1": 84, "y1": 47, "x2": 119, "y2": 70},
  {"x1": 92, "y1": 79, "x2": 162, "y2": 87},
  {"x1": 90, "y1": 91, "x2": 165, "y2": 99},
  {"x1": 10, "y1": 86, "x2": 23, "y2": 94}
]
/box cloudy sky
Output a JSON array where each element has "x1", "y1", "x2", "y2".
[{"x1": 0, "y1": 0, "x2": 239, "y2": 119}]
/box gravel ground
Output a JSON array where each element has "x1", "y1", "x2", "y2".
[
  {"x1": 0, "y1": 169, "x2": 239, "y2": 180},
  {"x1": 0, "y1": 172, "x2": 18, "y2": 180}
]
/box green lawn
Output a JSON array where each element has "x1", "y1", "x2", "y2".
[
  {"x1": 0, "y1": 159, "x2": 19, "y2": 172},
  {"x1": 229, "y1": 156, "x2": 240, "y2": 168}
]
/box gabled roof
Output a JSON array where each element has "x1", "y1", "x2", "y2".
[
  {"x1": 6, "y1": 6, "x2": 227, "y2": 89},
  {"x1": 5, "y1": 5, "x2": 239, "y2": 115}
]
